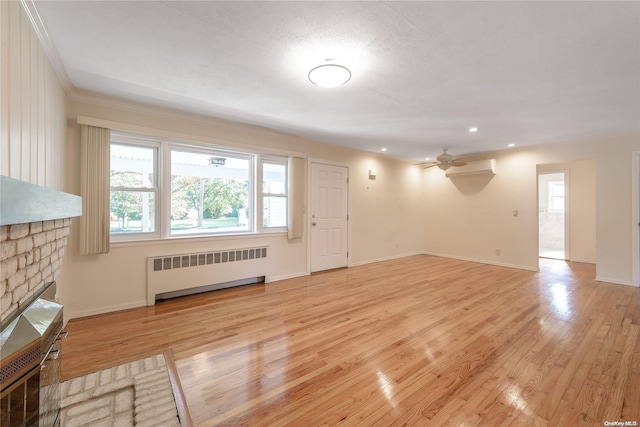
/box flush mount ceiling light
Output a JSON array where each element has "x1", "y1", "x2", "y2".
[
  {"x1": 308, "y1": 63, "x2": 351, "y2": 88},
  {"x1": 469, "y1": 127, "x2": 479, "y2": 133}
]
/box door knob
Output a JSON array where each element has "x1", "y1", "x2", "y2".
[{"x1": 312, "y1": 221, "x2": 317, "y2": 226}]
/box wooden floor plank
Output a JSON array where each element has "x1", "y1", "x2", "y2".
[{"x1": 61, "y1": 255, "x2": 640, "y2": 426}]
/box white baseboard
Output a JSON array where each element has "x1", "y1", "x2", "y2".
[
  {"x1": 269, "y1": 271, "x2": 308, "y2": 282},
  {"x1": 595, "y1": 276, "x2": 637, "y2": 287},
  {"x1": 569, "y1": 258, "x2": 596, "y2": 264},
  {"x1": 422, "y1": 251, "x2": 539, "y2": 272},
  {"x1": 349, "y1": 251, "x2": 425, "y2": 268},
  {"x1": 67, "y1": 272, "x2": 309, "y2": 320},
  {"x1": 67, "y1": 300, "x2": 147, "y2": 320}
]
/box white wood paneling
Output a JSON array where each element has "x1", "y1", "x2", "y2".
[
  {"x1": 0, "y1": 1, "x2": 66, "y2": 189},
  {"x1": 29, "y1": 22, "x2": 38, "y2": 184},
  {"x1": 20, "y1": 8, "x2": 31, "y2": 181},
  {"x1": 0, "y1": 1, "x2": 10, "y2": 176},
  {"x1": 8, "y1": 3, "x2": 21, "y2": 180},
  {"x1": 37, "y1": 47, "x2": 46, "y2": 186}
]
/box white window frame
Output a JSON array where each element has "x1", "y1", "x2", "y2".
[
  {"x1": 109, "y1": 135, "x2": 162, "y2": 242},
  {"x1": 109, "y1": 131, "x2": 290, "y2": 242},
  {"x1": 258, "y1": 155, "x2": 288, "y2": 232},
  {"x1": 548, "y1": 180, "x2": 565, "y2": 213},
  {"x1": 166, "y1": 143, "x2": 255, "y2": 237}
]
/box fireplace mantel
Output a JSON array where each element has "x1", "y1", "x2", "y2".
[
  {"x1": 1, "y1": 176, "x2": 82, "y2": 324},
  {"x1": 0, "y1": 176, "x2": 81, "y2": 225}
]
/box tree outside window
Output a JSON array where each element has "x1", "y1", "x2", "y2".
[
  {"x1": 170, "y1": 149, "x2": 251, "y2": 235},
  {"x1": 110, "y1": 144, "x2": 157, "y2": 235}
]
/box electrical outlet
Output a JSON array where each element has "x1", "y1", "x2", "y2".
[{"x1": 495, "y1": 249, "x2": 501, "y2": 256}]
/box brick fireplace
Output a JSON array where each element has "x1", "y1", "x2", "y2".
[
  {"x1": 1, "y1": 219, "x2": 72, "y2": 323},
  {"x1": 0, "y1": 176, "x2": 81, "y2": 426}
]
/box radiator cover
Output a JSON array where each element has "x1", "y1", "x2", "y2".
[{"x1": 146, "y1": 246, "x2": 269, "y2": 305}]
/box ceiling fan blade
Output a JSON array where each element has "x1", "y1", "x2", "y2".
[
  {"x1": 423, "y1": 163, "x2": 439, "y2": 169},
  {"x1": 417, "y1": 160, "x2": 439, "y2": 167}
]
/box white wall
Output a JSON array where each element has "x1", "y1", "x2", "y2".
[
  {"x1": 591, "y1": 137, "x2": 639, "y2": 285},
  {"x1": 62, "y1": 96, "x2": 425, "y2": 319},
  {"x1": 423, "y1": 150, "x2": 541, "y2": 270},
  {"x1": 423, "y1": 136, "x2": 639, "y2": 285},
  {"x1": 348, "y1": 156, "x2": 424, "y2": 265},
  {"x1": 0, "y1": 1, "x2": 67, "y2": 190}
]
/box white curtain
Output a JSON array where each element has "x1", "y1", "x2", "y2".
[
  {"x1": 287, "y1": 156, "x2": 305, "y2": 240},
  {"x1": 79, "y1": 125, "x2": 111, "y2": 255}
]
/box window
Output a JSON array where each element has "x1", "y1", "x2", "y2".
[
  {"x1": 109, "y1": 133, "x2": 289, "y2": 241},
  {"x1": 548, "y1": 180, "x2": 565, "y2": 212},
  {"x1": 261, "y1": 158, "x2": 287, "y2": 229},
  {"x1": 110, "y1": 142, "x2": 159, "y2": 237},
  {"x1": 170, "y1": 148, "x2": 252, "y2": 236}
]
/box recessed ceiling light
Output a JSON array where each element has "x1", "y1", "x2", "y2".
[
  {"x1": 508, "y1": 143, "x2": 516, "y2": 147},
  {"x1": 308, "y1": 63, "x2": 351, "y2": 88},
  {"x1": 381, "y1": 148, "x2": 387, "y2": 152},
  {"x1": 425, "y1": 157, "x2": 431, "y2": 161},
  {"x1": 469, "y1": 127, "x2": 479, "y2": 133}
]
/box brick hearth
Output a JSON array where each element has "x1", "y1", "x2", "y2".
[{"x1": 59, "y1": 354, "x2": 181, "y2": 427}]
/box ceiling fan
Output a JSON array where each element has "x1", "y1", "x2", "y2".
[{"x1": 422, "y1": 149, "x2": 467, "y2": 170}]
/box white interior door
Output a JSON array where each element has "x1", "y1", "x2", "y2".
[{"x1": 310, "y1": 162, "x2": 348, "y2": 272}]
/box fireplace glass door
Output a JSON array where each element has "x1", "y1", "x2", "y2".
[{"x1": 0, "y1": 367, "x2": 39, "y2": 427}]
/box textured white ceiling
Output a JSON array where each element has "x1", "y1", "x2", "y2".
[{"x1": 34, "y1": 1, "x2": 640, "y2": 161}]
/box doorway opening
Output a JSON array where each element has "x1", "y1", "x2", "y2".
[
  {"x1": 538, "y1": 172, "x2": 566, "y2": 260},
  {"x1": 633, "y1": 151, "x2": 640, "y2": 286}
]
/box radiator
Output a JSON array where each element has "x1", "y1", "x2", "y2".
[{"x1": 146, "y1": 246, "x2": 269, "y2": 305}]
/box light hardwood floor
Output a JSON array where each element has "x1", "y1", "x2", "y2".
[{"x1": 61, "y1": 255, "x2": 640, "y2": 426}]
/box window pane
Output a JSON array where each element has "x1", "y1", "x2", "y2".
[
  {"x1": 551, "y1": 183, "x2": 564, "y2": 197},
  {"x1": 263, "y1": 163, "x2": 286, "y2": 194},
  {"x1": 551, "y1": 196, "x2": 565, "y2": 211},
  {"x1": 111, "y1": 144, "x2": 155, "y2": 187},
  {"x1": 549, "y1": 181, "x2": 565, "y2": 211},
  {"x1": 171, "y1": 150, "x2": 250, "y2": 235},
  {"x1": 263, "y1": 196, "x2": 287, "y2": 227},
  {"x1": 110, "y1": 191, "x2": 155, "y2": 233}
]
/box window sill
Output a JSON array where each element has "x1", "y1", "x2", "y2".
[{"x1": 110, "y1": 230, "x2": 288, "y2": 248}]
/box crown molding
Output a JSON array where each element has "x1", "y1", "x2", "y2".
[
  {"x1": 18, "y1": 0, "x2": 76, "y2": 96},
  {"x1": 70, "y1": 88, "x2": 308, "y2": 144}
]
